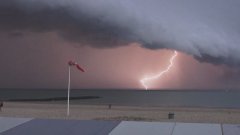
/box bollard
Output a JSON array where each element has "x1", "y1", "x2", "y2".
[{"x1": 168, "y1": 112, "x2": 174, "y2": 119}]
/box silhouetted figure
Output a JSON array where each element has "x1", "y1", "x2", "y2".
[
  {"x1": 0, "y1": 101, "x2": 3, "y2": 111},
  {"x1": 108, "y1": 104, "x2": 112, "y2": 109}
]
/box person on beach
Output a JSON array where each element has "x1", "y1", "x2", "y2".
[{"x1": 108, "y1": 104, "x2": 112, "y2": 109}]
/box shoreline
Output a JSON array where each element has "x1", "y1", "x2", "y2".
[
  {"x1": 1, "y1": 101, "x2": 240, "y2": 124},
  {"x1": 4, "y1": 98, "x2": 240, "y2": 110}
]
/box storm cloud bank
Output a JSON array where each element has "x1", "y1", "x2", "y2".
[{"x1": 1, "y1": 0, "x2": 240, "y2": 66}]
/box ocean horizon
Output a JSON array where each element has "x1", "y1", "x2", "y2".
[{"x1": 0, "y1": 88, "x2": 240, "y2": 108}]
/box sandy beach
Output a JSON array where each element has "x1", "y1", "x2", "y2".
[{"x1": 0, "y1": 101, "x2": 240, "y2": 124}]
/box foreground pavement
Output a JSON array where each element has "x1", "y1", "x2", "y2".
[{"x1": 0, "y1": 117, "x2": 239, "y2": 135}]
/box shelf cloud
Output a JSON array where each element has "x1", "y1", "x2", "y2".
[{"x1": 1, "y1": 0, "x2": 240, "y2": 66}]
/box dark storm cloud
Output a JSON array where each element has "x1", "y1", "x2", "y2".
[
  {"x1": 0, "y1": 0, "x2": 132, "y2": 48},
  {"x1": 1, "y1": 0, "x2": 240, "y2": 66},
  {"x1": 195, "y1": 54, "x2": 240, "y2": 67}
]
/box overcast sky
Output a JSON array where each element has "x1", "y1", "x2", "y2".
[{"x1": 0, "y1": 0, "x2": 240, "y2": 89}]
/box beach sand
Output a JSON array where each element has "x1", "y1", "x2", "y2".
[{"x1": 1, "y1": 102, "x2": 240, "y2": 124}]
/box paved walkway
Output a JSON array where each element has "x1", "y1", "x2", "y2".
[{"x1": 0, "y1": 117, "x2": 239, "y2": 135}]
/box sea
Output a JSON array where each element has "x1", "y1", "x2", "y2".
[{"x1": 0, "y1": 89, "x2": 240, "y2": 108}]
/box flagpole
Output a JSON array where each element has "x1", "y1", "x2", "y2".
[{"x1": 67, "y1": 66, "x2": 71, "y2": 116}]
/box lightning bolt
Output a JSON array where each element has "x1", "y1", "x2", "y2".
[{"x1": 140, "y1": 51, "x2": 178, "y2": 90}]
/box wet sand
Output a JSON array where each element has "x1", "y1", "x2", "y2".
[{"x1": 1, "y1": 102, "x2": 240, "y2": 124}]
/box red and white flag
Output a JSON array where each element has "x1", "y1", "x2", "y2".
[{"x1": 68, "y1": 61, "x2": 85, "y2": 72}]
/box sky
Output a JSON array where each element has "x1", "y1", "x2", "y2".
[{"x1": 0, "y1": 0, "x2": 240, "y2": 90}]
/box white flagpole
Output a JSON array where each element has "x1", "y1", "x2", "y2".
[{"x1": 67, "y1": 66, "x2": 71, "y2": 116}]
